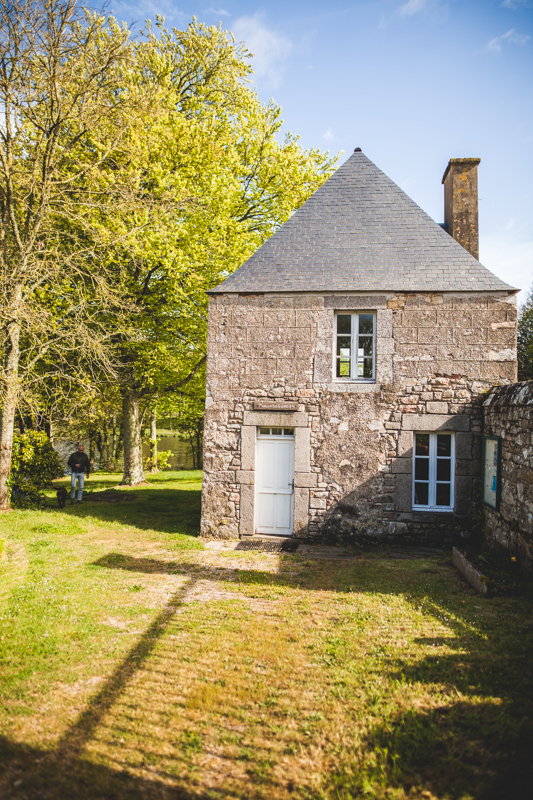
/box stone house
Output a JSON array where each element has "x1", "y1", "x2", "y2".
[{"x1": 200, "y1": 149, "x2": 518, "y2": 544}]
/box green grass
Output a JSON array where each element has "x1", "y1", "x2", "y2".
[{"x1": 0, "y1": 472, "x2": 531, "y2": 799}]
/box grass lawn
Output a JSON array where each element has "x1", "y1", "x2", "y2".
[{"x1": 0, "y1": 471, "x2": 531, "y2": 799}]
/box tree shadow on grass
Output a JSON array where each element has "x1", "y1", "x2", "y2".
[
  {"x1": 0, "y1": 735, "x2": 199, "y2": 800},
  {"x1": 0, "y1": 576, "x2": 204, "y2": 799},
  {"x1": 92, "y1": 552, "x2": 294, "y2": 587},
  {"x1": 2, "y1": 553, "x2": 532, "y2": 799},
  {"x1": 325, "y1": 700, "x2": 533, "y2": 800},
  {"x1": 53, "y1": 487, "x2": 202, "y2": 538}
]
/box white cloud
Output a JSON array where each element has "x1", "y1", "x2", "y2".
[
  {"x1": 484, "y1": 28, "x2": 530, "y2": 53},
  {"x1": 205, "y1": 7, "x2": 230, "y2": 16},
  {"x1": 231, "y1": 13, "x2": 292, "y2": 86},
  {"x1": 505, "y1": 218, "x2": 516, "y2": 232},
  {"x1": 399, "y1": 0, "x2": 429, "y2": 15},
  {"x1": 323, "y1": 129, "x2": 335, "y2": 141}
]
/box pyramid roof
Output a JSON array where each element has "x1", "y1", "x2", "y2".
[{"x1": 209, "y1": 149, "x2": 515, "y2": 294}]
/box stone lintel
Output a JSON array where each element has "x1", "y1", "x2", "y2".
[
  {"x1": 243, "y1": 411, "x2": 308, "y2": 427},
  {"x1": 401, "y1": 413, "x2": 470, "y2": 431},
  {"x1": 324, "y1": 295, "x2": 388, "y2": 309}
]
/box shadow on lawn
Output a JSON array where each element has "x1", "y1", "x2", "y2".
[
  {"x1": 0, "y1": 575, "x2": 201, "y2": 800},
  {"x1": 0, "y1": 735, "x2": 200, "y2": 800},
  {"x1": 56, "y1": 486, "x2": 202, "y2": 537},
  {"x1": 1, "y1": 553, "x2": 532, "y2": 799}
]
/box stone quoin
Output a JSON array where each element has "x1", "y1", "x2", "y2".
[{"x1": 200, "y1": 149, "x2": 518, "y2": 545}]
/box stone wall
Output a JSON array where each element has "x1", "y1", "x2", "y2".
[
  {"x1": 201, "y1": 290, "x2": 517, "y2": 544},
  {"x1": 483, "y1": 381, "x2": 533, "y2": 567}
]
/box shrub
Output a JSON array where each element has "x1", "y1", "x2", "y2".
[
  {"x1": 143, "y1": 442, "x2": 173, "y2": 472},
  {"x1": 9, "y1": 431, "x2": 64, "y2": 507}
]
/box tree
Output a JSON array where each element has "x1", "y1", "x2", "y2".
[
  {"x1": 518, "y1": 283, "x2": 533, "y2": 381},
  {"x1": 107, "y1": 20, "x2": 337, "y2": 485},
  {"x1": 0, "y1": 0, "x2": 158, "y2": 507}
]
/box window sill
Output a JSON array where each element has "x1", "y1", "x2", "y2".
[
  {"x1": 328, "y1": 382, "x2": 380, "y2": 393},
  {"x1": 412, "y1": 506, "x2": 454, "y2": 513}
]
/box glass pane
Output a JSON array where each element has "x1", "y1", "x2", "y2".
[
  {"x1": 358, "y1": 314, "x2": 374, "y2": 334},
  {"x1": 414, "y1": 483, "x2": 429, "y2": 506},
  {"x1": 437, "y1": 434, "x2": 451, "y2": 457},
  {"x1": 337, "y1": 314, "x2": 351, "y2": 334},
  {"x1": 259, "y1": 427, "x2": 270, "y2": 435},
  {"x1": 359, "y1": 335, "x2": 373, "y2": 356},
  {"x1": 363, "y1": 358, "x2": 373, "y2": 378},
  {"x1": 415, "y1": 459, "x2": 429, "y2": 481},
  {"x1": 415, "y1": 434, "x2": 430, "y2": 456},
  {"x1": 336, "y1": 336, "x2": 351, "y2": 355},
  {"x1": 271, "y1": 428, "x2": 282, "y2": 436},
  {"x1": 436, "y1": 459, "x2": 451, "y2": 482},
  {"x1": 337, "y1": 357, "x2": 350, "y2": 378},
  {"x1": 283, "y1": 428, "x2": 294, "y2": 436},
  {"x1": 436, "y1": 483, "x2": 451, "y2": 506}
]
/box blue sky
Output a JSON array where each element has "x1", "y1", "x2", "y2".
[{"x1": 112, "y1": 0, "x2": 533, "y2": 300}]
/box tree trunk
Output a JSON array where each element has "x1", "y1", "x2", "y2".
[
  {"x1": 149, "y1": 409, "x2": 158, "y2": 472},
  {"x1": 113, "y1": 416, "x2": 124, "y2": 470},
  {"x1": 0, "y1": 317, "x2": 21, "y2": 509},
  {"x1": 196, "y1": 422, "x2": 203, "y2": 469},
  {"x1": 89, "y1": 427, "x2": 97, "y2": 469},
  {"x1": 120, "y1": 393, "x2": 145, "y2": 485}
]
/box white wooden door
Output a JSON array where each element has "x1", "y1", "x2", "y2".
[{"x1": 256, "y1": 428, "x2": 295, "y2": 536}]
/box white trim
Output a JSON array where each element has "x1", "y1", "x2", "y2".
[
  {"x1": 334, "y1": 311, "x2": 376, "y2": 382},
  {"x1": 412, "y1": 431, "x2": 455, "y2": 511}
]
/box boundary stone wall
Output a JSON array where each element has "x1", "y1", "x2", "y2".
[{"x1": 483, "y1": 381, "x2": 533, "y2": 567}]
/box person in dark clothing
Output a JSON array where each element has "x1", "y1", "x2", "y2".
[{"x1": 67, "y1": 444, "x2": 90, "y2": 504}]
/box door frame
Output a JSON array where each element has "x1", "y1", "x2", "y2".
[
  {"x1": 255, "y1": 427, "x2": 295, "y2": 536},
  {"x1": 237, "y1": 410, "x2": 312, "y2": 538}
]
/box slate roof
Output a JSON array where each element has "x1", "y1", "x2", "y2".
[{"x1": 209, "y1": 149, "x2": 515, "y2": 294}]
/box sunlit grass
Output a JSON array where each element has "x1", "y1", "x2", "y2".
[{"x1": 0, "y1": 474, "x2": 531, "y2": 799}]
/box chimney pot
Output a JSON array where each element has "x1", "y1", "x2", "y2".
[{"x1": 442, "y1": 158, "x2": 481, "y2": 260}]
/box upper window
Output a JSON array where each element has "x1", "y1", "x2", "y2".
[
  {"x1": 413, "y1": 432, "x2": 455, "y2": 511},
  {"x1": 335, "y1": 312, "x2": 376, "y2": 381}
]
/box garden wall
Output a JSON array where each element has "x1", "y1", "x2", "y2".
[{"x1": 483, "y1": 381, "x2": 533, "y2": 567}]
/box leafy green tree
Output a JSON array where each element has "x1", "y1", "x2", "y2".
[
  {"x1": 9, "y1": 430, "x2": 63, "y2": 506},
  {"x1": 518, "y1": 284, "x2": 533, "y2": 381},
  {"x1": 0, "y1": 0, "x2": 159, "y2": 507},
  {"x1": 108, "y1": 20, "x2": 336, "y2": 484}
]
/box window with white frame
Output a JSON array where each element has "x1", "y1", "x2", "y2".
[
  {"x1": 335, "y1": 312, "x2": 376, "y2": 380},
  {"x1": 413, "y1": 432, "x2": 455, "y2": 510}
]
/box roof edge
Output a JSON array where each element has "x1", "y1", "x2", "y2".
[{"x1": 207, "y1": 286, "x2": 518, "y2": 296}]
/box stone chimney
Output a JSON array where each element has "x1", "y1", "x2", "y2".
[{"x1": 442, "y1": 158, "x2": 480, "y2": 260}]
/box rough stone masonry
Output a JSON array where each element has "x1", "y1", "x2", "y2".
[
  {"x1": 483, "y1": 381, "x2": 533, "y2": 567},
  {"x1": 201, "y1": 290, "x2": 517, "y2": 544},
  {"x1": 200, "y1": 150, "x2": 517, "y2": 545}
]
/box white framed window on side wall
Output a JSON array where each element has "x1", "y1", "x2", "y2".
[
  {"x1": 412, "y1": 432, "x2": 455, "y2": 511},
  {"x1": 335, "y1": 312, "x2": 376, "y2": 381}
]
